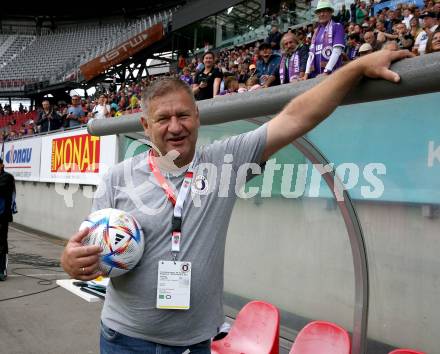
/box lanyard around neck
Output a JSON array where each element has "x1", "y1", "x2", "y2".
[{"x1": 148, "y1": 150, "x2": 195, "y2": 258}]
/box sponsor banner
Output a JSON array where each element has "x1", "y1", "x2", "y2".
[
  {"x1": 40, "y1": 128, "x2": 117, "y2": 185},
  {"x1": 3, "y1": 137, "x2": 41, "y2": 181},
  {"x1": 80, "y1": 23, "x2": 164, "y2": 81}
]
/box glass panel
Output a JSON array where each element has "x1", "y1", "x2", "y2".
[
  {"x1": 198, "y1": 121, "x2": 356, "y2": 347},
  {"x1": 307, "y1": 92, "x2": 440, "y2": 353}
]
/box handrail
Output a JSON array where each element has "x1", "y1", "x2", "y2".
[{"x1": 87, "y1": 52, "x2": 440, "y2": 136}]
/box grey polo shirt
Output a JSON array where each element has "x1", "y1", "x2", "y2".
[{"x1": 92, "y1": 124, "x2": 267, "y2": 346}]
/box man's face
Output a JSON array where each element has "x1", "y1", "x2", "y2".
[
  {"x1": 282, "y1": 35, "x2": 298, "y2": 54},
  {"x1": 395, "y1": 23, "x2": 407, "y2": 34},
  {"x1": 376, "y1": 21, "x2": 385, "y2": 31},
  {"x1": 71, "y1": 96, "x2": 80, "y2": 106},
  {"x1": 422, "y1": 16, "x2": 435, "y2": 27},
  {"x1": 364, "y1": 31, "x2": 375, "y2": 44},
  {"x1": 42, "y1": 101, "x2": 50, "y2": 111},
  {"x1": 317, "y1": 9, "x2": 333, "y2": 24},
  {"x1": 260, "y1": 47, "x2": 272, "y2": 59},
  {"x1": 141, "y1": 90, "x2": 200, "y2": 167}
]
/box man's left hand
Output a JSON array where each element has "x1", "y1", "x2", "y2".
[{"x1": 357, "y1": 49, "x2": 414, "y2": 83}]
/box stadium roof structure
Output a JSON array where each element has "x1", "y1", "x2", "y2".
[{"x1": 0, "y1": 2, "x2": 186, "y2": 22}]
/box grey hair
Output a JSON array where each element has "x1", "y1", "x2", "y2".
[{"x1": 141, "y1": 78, "x2": 196, "y2": 117}]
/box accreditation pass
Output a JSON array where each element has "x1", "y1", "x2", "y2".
[{"x1": 156, "y1": 261, "x2": 191, "y2": 310}]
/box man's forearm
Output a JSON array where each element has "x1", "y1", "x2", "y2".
[{"x1": 282, "y1": 60, "x2": 364, "y2": 134}]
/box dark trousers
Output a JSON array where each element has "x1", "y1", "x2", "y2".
[{"x1": 0, "y1": 220, "x2": 8, "y2": 273}]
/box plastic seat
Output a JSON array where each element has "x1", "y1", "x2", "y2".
[
  {"x1": 211, "y1": 301, "x2": 279, "y2": 354},
  {"x1": 389, "y1": 350, "x2": 426, "y2": 354},
  {"x1": 289, "y1": 321, "x2": 350, "y2": 354}
]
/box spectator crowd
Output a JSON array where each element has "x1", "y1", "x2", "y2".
[{"x1": 1, "y1": 0, "x2": 439, "y2": 142}]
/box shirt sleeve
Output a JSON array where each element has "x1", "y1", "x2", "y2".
[
  {"x1": 213, "y1": 68, "x2": 223, "y2": 80},
  {"x1": 91, "y1": 172, "x2": 114, "y2": 212},
  {"x1": 201, "y1": 124, "x2": 268, "y2": 171},
  {"x1": 333, "y1": 23, "x2": 346, "y2": 48}
]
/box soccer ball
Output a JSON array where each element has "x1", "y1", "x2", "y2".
[{"x1": 79, "y1": 208, "x2": 144, "y2": 277}]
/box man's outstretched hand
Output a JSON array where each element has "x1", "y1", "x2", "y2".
[{"x1": 357, "y1": 49, "x2": 414, "y2": 83}]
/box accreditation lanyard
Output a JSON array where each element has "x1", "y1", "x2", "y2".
[{"x1": 148, "y1": 150, "x2": 194, "y2": 260}]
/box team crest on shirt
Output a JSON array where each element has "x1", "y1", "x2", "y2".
[
  {"x1": 322, "y1": 46, "x2": 333, "y2": 60},
  {"x1": 192, "y1": 175, "x2": 209, "y2": 195}
]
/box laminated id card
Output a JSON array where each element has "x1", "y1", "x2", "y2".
[{"x1": 156, "y1": 261, "x2": 191, "y2": 310}]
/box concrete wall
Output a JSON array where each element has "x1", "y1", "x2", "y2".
[{"x1": 14, "y1": 181, "x2": 93, "y2": 239}]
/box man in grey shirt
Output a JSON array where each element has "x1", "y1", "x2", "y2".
[{"x1": 61, "y1": 49, "x2": 411, "y2": 354}]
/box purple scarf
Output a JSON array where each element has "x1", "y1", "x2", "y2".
[{"x1": 280, "y1": 51, "x2": 300, "y2": 83}]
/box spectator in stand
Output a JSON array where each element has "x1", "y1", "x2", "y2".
[
  {"x1": 345, "y1": 33, "x2": 362, "y2": 60},
  {"x1": 92, "y1": 94, "x2": 111, "y2": 119},
  {"x1": 177, "y1": 54, "x2": 186, "y2": 73},
  {"x1": 364, "y1": 31, "x2": 382, "y2": 51},
  {"x1": 336, "y1": 4, "x2": 351, "y2": 24},
  {"x1": 248, "y1": 63, "x2": 257, "y2": 78},
  {"x1": 304, "y1": 0, "x2": 345, "y2": 79},
  {"x1": 359, "y1": 42, "x2": 374, "y2": 56},
  {"x1": 356, "y1": 1, "x2": 369, "y2": 25},
  {"x1": 426, "y1": 28, "x2": 440, "y2": 52},
  {"x1": 414, "y1": 11, "x2": 439, "y2": 54},
  {"x1": 237, "y1": 64, "x2": 249, "y2": 84},
  {"x1": 221, "y1": 76, "x2": 239, "y2": 95},
  {"x1": 180, "y1": 67, "x2": 193, "y2": 86},
  {"x1": 109, "y1": 78, "x2": 117, "y2": 94},
  {"x1": 37, "y1": 100, "x2": 62, "y2": 132},
  {"x1": 395, "y1": 22, "x2": 414, "y2": 50},
  {"x1": 382, "y1": 40, "x2": 399, "y2": 50},
  {"x1": 279, "y1": 33, "x2": 308, "y2": 83},
  {"x1": 66, "y1": 95, "x2": 85, "y2": 128},
  {"x1": 402, "y1": 8, "x2": 414, "y2": 29},
  {"x1": 193, "y1": 51, "x2": 223, "y2": 100},
  {"x1": 385, "y1": 10, "x2": 397, "y2": 33},
  {"x1": 266, "y1": 24, "x2": 282, "y2": 54},
  {"x1": 256, "y1": 42, "x2": 281, "y2": 88},
  {"x1": 245, "y1": 76, "x2": 261, "y2": 91},
  {"x1": 409, "y1": 16, "x2": 423, "y2": 41}
]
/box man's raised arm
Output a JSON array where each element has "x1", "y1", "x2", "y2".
[{"x1": 262, "y1": 50, "x2": 413, "y2": 161}]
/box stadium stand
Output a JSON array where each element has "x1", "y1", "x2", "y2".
[{"x1": 0, "y1": 8, "x2": 174, "y2": 92}]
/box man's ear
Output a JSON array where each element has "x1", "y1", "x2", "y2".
[
  {"x1": 195, "y1": 106, "x2": 200, "y2": 128},
  {"x1": 140, "y1": 116, "x2": 150, "y2": 136}
]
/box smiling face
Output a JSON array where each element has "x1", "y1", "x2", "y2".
[
  {"x1": 316, "y1": 8, "x2": 333, "y2": 24},
  {"x1": 141, "y1": 89, "x2": 200, "y2": 167},
  {"x1": 431, "y1": 31, "x2": 440, "y2": 52}
]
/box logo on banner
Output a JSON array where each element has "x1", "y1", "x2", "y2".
[
  {"x1": 51, "y1": 134, "x2": 100, "y2": 172},
  {"x1": 5, "y1": 145, "x2": 32, "y2": 165}
]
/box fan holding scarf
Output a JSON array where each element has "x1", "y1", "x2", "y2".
[{"x1": 305, "y1": 0, "x2": 346, "y2": 79}]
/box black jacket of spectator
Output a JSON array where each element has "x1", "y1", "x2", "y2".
[
  {"x1": 194, "y1": 67, "x2": 223, "y2": 100},
  {"x1": 0, "y1": 169, "x2": 15, "y2": 224},
  {"x1": 37, "y1": 110, "x2": 63, "y2": 132},
  {"x1": 266, "y1": 31, "x2": 282, "y2": 51}
]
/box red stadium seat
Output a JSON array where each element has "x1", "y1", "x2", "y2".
[
  {"x1": 211, "y1": 301, "x2": 280, "y2": 354},
  {"x1": 388, "y1": 349, "x2": 426, "y2": 354},
  {"x1": 289, "y1": 321, "x2": 350, "y2": 354}
]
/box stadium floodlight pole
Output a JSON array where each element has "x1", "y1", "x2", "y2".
[{"x1": 87, "y1": 52, "x2": 440, "y2": 136}]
